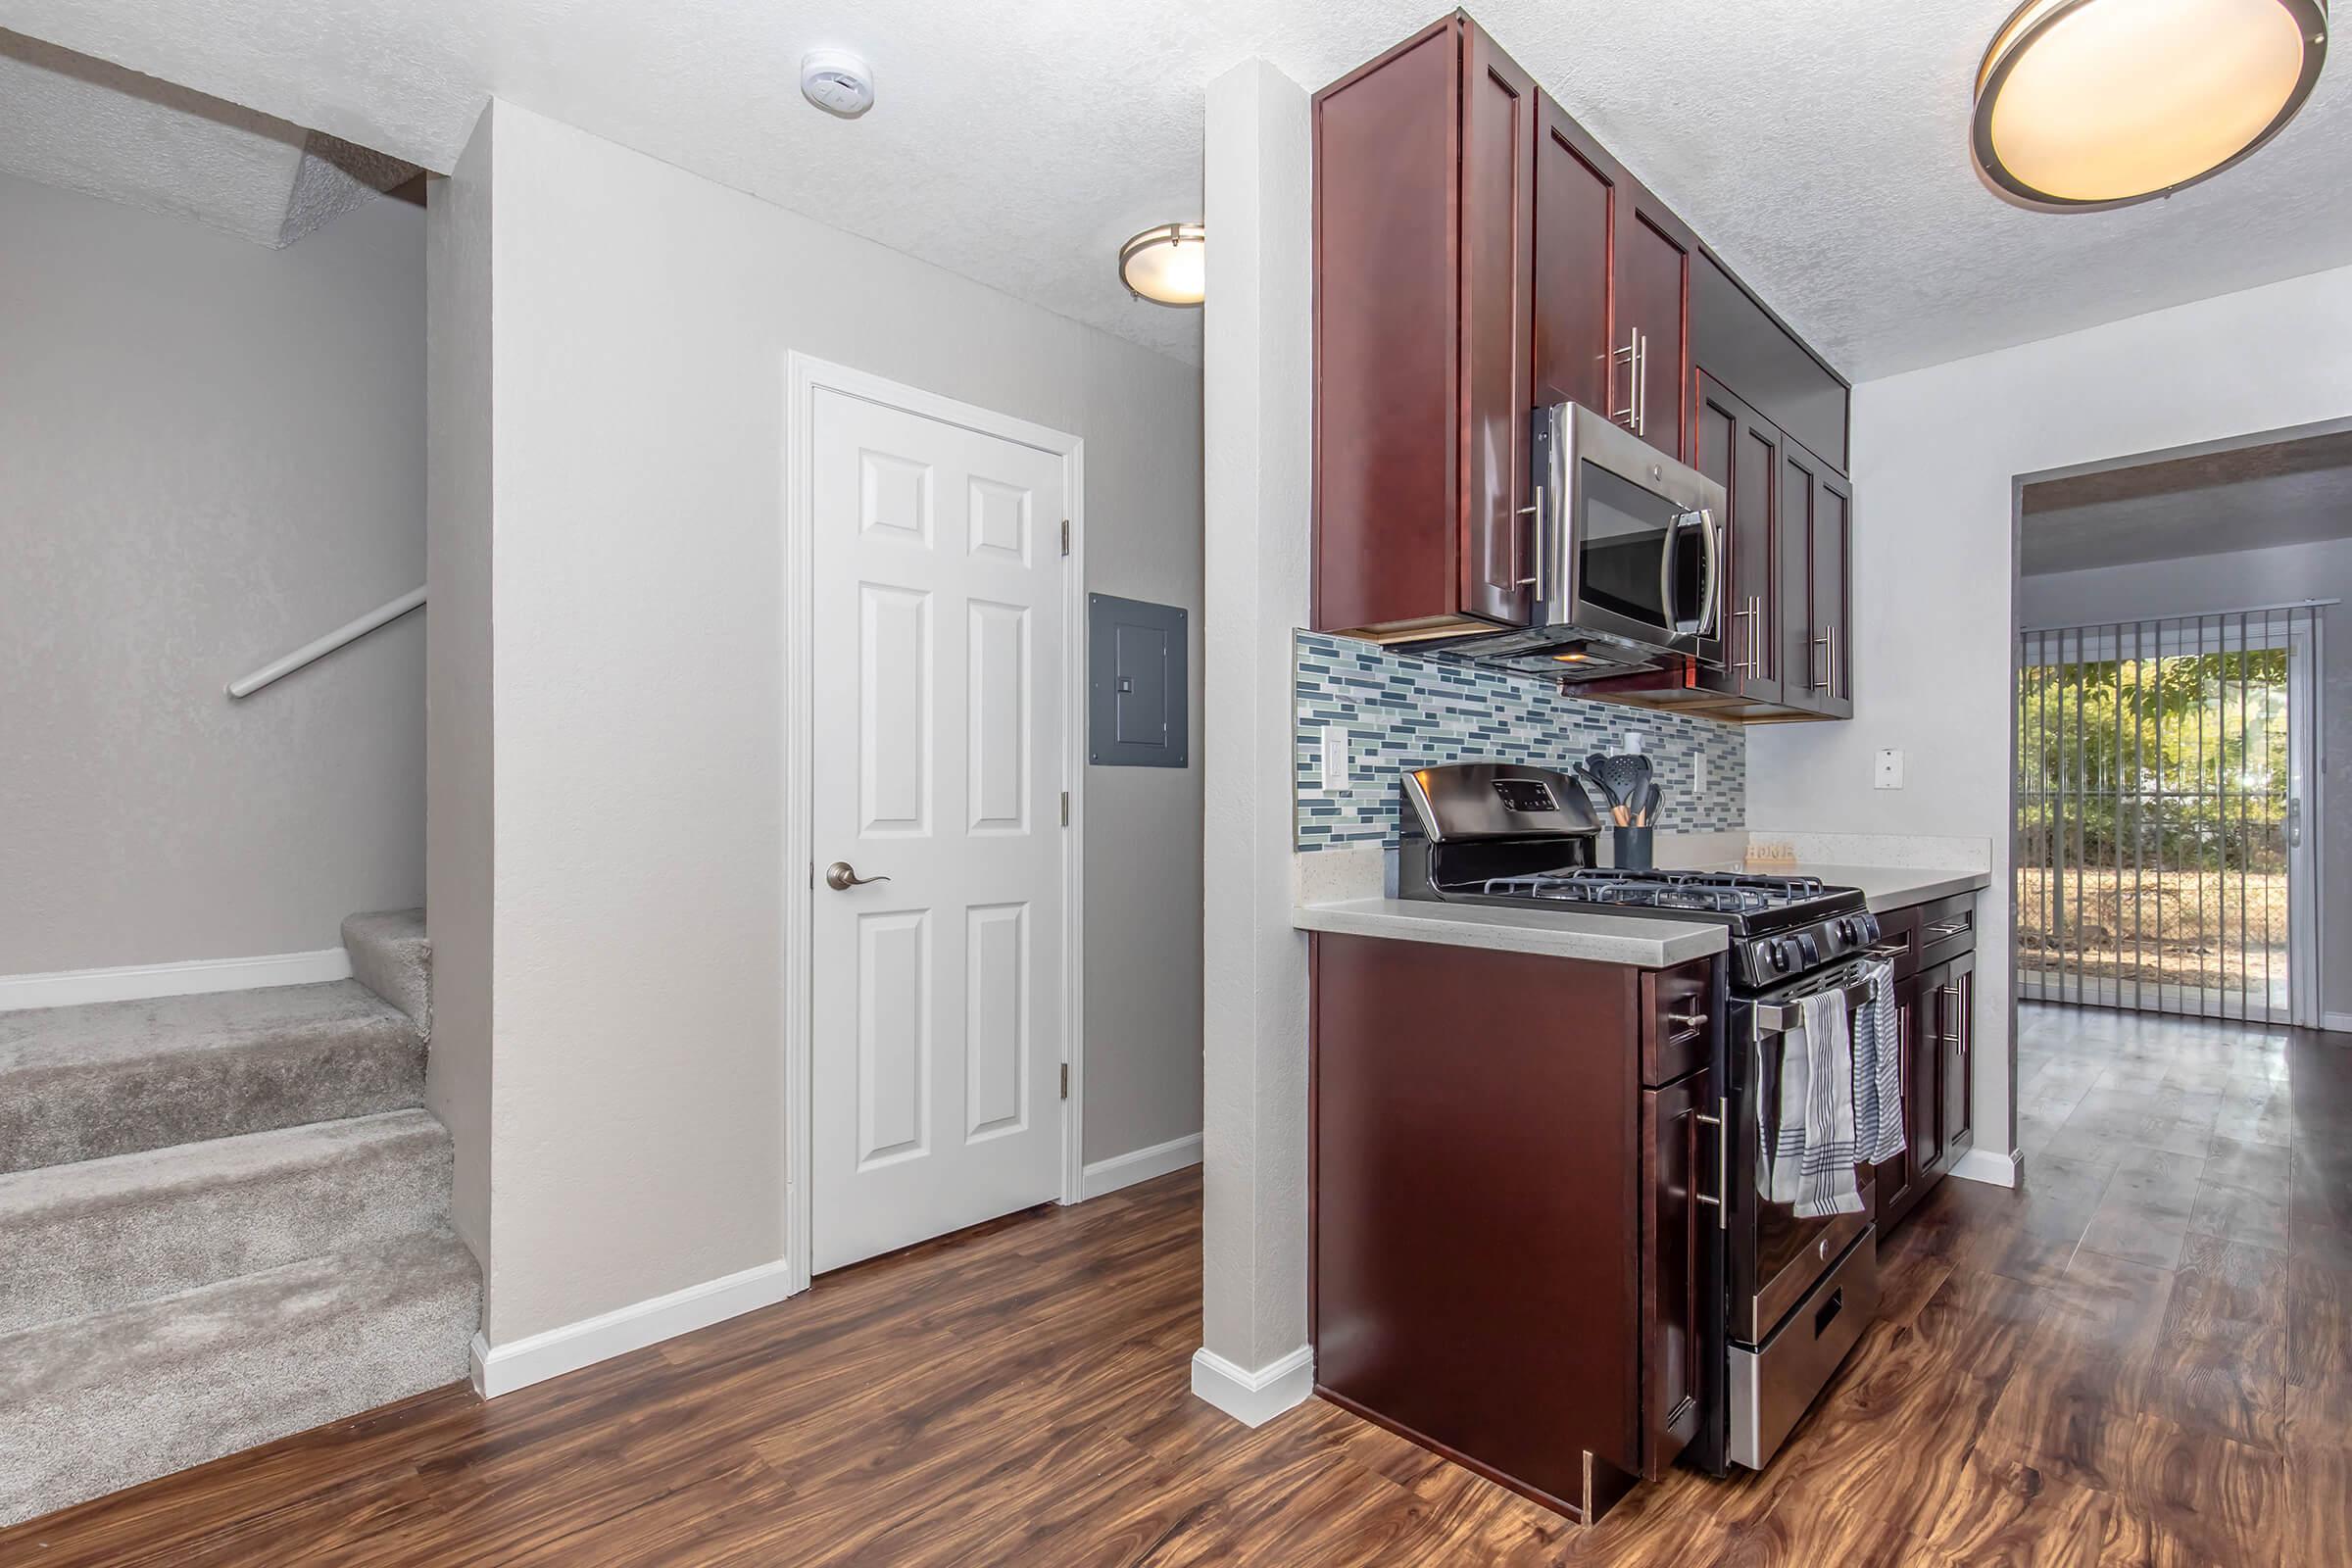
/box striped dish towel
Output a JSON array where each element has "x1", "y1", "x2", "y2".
[
  {"x1": 1781, "y1": 984, "x2": 1865, "y2": 1218},
  {"x1": 1849, "y1": 959, "x2": 1905, "y2": 1165}
]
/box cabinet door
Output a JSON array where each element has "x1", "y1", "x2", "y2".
[
  {"x1": 1690, "y1": 373, "x2": 1783, "y2": 706},
  {"x1": 1615, "y1": 195, "x2": 1690, "y2": 461},
  {"x1": 1777, "y1": 440, "x2": 1821, "y2": 710},
  {"x1": 1912, "y1": 961, "x2": 1949, "y2": 1181},
  {"x1": 1873, "y1": 974, "x2": 1924, "y2": 1228},
  {"x1": 1458, "y1": 18, "x2": 1537, "y2": 626},
  {"x1": 1532, "y1": 94, "x2": 1620, "y2": 421},
  {"x1": 1938, "y1": 952, "x2": 1977, "y2": 1161},
  {"x1": 1642, "y1": 1066, "x2": 1711, "y2": 1478},
  {"x1": 1810, "y1": 462, "x2": 1853, "y2": 718}
]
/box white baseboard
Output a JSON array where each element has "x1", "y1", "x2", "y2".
[
  {"x1": 1081, "y1": 1132, "x2": 1203, "y2": 1199},
  {"x1": 1950, "y1": 1147, "x2": 2021, "y2": 1189},
  {"x1": 0, "y1": 947, "x2": 353, "y2": 1012},
  {"x1": 1191, "y1": 1345, "x2": 1314, "y2": 1428},
  {"x1": 2321, "y1": 1011, "x2": 2352, "y2": 1035},
  {"x1": 471, "y1": 1257, "x2": 797, "y2": 1397}
]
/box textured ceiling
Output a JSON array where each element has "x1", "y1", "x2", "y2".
[
  {"x1": 2023, "y1": 430, "x2": 2352, "y2": 574},
  {"x1": 0, "y1": 28, "x2": 417, "y2": 246},
  {"x1": 4, "y1": 1, "x2": 2349, "y2": 372}
]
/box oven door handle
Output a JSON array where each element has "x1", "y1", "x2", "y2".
[
  {"x1": 1752, "y1": 976, "x2": 1877, "y2": 1030},
  {"x1": 1694, "y1": 1099, "x2": 1728, "y2": 1231}
]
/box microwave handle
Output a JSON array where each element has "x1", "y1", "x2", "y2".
[{"x1": 1692, "y1": 508, "x2": 1722, "y2": 638}]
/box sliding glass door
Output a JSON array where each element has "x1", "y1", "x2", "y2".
[{"x1": 2015, "y1": 608, "x2": 2320, "y2": 1024}]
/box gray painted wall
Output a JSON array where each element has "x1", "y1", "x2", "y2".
[
  {"x1": 453, "y1": 102, "x2": 1203, "y2": 1346},
  {"x1": 0, "y1": 169, "x2": 425, "y2": 976},
  {"x1": 2018, "y1": 539, "x2": 2352, "y2": 1017},
  {"x1": 423, "y1": 113, "x2": 496, "y2": 1267}
]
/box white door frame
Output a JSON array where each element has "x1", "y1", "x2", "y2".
[{"x1": 783, "y1": 352, "x2": 1087, "y2": 1296}]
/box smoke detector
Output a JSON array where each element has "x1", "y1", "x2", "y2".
[{"x1": 801, "y1": 50, "x2": 875, "y2": 119}]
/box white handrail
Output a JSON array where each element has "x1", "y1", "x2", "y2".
[{"x1": 226, "y1": 586, "x2": 426, "y2": 699}]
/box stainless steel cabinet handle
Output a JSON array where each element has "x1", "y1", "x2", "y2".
[
  {"x1": 1866, "y1": 942, "x2": 1909, "y2": 960},
  {"x1": 1812, "y1": 626, "x2": 1833, "y2": 693},
  {"x1": 1635, "y1": 329, "x2": 1648, "y2": 436},
  {"x1": 824, "y1": 861, "x2": 890, "y2": 891},
  {"x1": 1694, "y1": 1101, "x2": 1729, "y2": 1230},
  {"x1": 1938, "y1": 983, "x2": 1962, "y2": 1046},
  {"x1": 1513, "y1": 487, "x2": 1544, "y2": 597},
  {"x1": 1612, "y1": 331, "x2": 1641, "y2": 429},
  {"x1": 1665, "y1": 1008, "x2": 1709, "y2": 1031},
  {"x1": 1731, "y1": 599, "x2": 1758, "y2": 679}
]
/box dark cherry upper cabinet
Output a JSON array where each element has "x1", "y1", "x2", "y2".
[
  {"x1": 1690, "y1": 255, "x2": 1849, "y2": 476},
  {"x1": 1777, "y1": 438, "x2": 1853, "y2": 720},
  {"x1": 1690, "y1": 373, "x2": 1785, "y2": 711},
  {"x1": 1313, "y1": 11, "x2": 1854, "y2": 724},
  {"x1": 1532, "y1": 96, "x2": 1620, "y2": 418},
  {"x1": 1313, "y1": 14, "x2": 1535, "y2": 641},
  {"x1": 1616, "y1": 201, "x2": 1691, "y2": 462}
]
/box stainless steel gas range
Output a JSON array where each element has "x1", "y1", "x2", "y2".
[{"x1": 1395, "y1": 761, "x2": 1887, "y2": 1475}]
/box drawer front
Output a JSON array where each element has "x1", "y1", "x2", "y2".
[
  {"x1": 1871, "y1": 905, "x2": 1922, "y2": 982},
  {"x1": 1729, "y1": 1226, "x2": 1880, "y2": 1470},
  {"x1": 1642, "y1": 958, "x2": 1716, "y2": 1087},
  {"x1": 1917, "y1": 893, "x2": 1976, "y2": 969}
]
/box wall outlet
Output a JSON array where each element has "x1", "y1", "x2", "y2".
[
  {"x1": 1320, "y1": 727, "x2": 1350, "y2": 795},
  {"x1": 1622, "y1": 730, "x2": 1646, "y2": 754},
  {"x1": 1875, "y1": 748, "x2": 1905, "y2": 790},
  {"x1": 1692, "y1": 753, "x2": 1709, "y2": 796}
]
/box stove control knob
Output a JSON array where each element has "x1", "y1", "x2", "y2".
[
  {"x1": 1860, "y1": 912, "x2": 1882, "y2": 945},
  {"x1": 1797, "y1": 933, "x2": 1821, "y2": 965},
  {"x1": 1769, "y1": 940, "x2": 1793, "y2": 973}
]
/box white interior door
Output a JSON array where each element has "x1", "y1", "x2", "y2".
[{"x1": 808, "y1": 385, "x2": 1067, "y2": 1272}]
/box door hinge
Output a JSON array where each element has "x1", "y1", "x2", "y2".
[
  {"x1": 1060, "y1": 518, "x2": 1070, "y2": 557},
  {"x1": 1060, "y1": 1063, "x2": 1070, "y2": 1101},
  {"x1": 1060, "y1": 790, "x2": 1070, "y2": 827}
]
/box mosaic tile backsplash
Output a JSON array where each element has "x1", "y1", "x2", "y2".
[{"x1": 1295, "y1": 632, "x2": 1747, "y2": 850}]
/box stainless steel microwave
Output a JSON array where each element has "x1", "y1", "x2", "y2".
[{"x1": 1446, "y1": 403, "x2": 1725, "y2": 680}]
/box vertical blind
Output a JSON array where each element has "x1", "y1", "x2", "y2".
[{"x1": 2015, "y1": 606, "x2": 2319, "y2": 1023}]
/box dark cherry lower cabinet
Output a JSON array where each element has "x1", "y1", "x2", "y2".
[
  {"x1": 1870, "y1": 898, "x2": 1979, "y2": 1234},
  {"x1": 1310, "y1": 934, "x2": 1723, "y2": 1522}
]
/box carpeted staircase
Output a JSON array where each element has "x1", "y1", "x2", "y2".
[{"x1": 0, "y1": 909, "x2": 477, "y2": 1527}]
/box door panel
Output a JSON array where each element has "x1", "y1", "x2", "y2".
[
  {"x1": 1778, "y1": 442, "x2": 1820, "y2": 711},
  {"x1": 1873, "y1": 974, "x2": 1925, "y2": 1228},
  {"x1": 811, "y1": 387, "x2": 1067, "y2": 1272},
  {"x1": 1616, "y1": 205, "x2": 1689, "y2": 460},
  {"x1": 1811, "y1": 464, "x2": 1853, "y2": 718},
  {"x1": 1642, "y1": 1067, "x2": 1709, "y2": 1478},
  {"x1": 1939, "y1": 954, "x2": 1976, "y2": 1159},
  {"x1": 1459, "y1": 18, "x2": 1536, "y2": 625},
  {"x1": 1691, "y1": 372, "x2": 1782, "y2": 706},
  {"x1": 1533, "y1": 95, "x2": 1617, "y2": 418}
]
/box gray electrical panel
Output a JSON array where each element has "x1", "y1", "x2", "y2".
[{"x1": 1088, "y1": 594, "x2": 1189, "y2": 767}]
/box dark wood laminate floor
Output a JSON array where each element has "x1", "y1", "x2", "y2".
[{"x1": 5, "y1": 1003, "x2": 2347, "y2": 1565}]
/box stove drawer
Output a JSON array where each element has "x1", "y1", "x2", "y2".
[
  {"x1": 1642, "y1": 957, "x2": 1717, "y2": 1087},
  {"x1": 1729, "y1": 1225, "x2": 1878, "y2": 1470}
]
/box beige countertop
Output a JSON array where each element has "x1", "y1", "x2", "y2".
[
  {"x1": 1731, "y1": 863, "x2": 1990, "y2": 914},
  {"x1": 1291, "y1": 897, "x2": 1728, "y2": 968}
]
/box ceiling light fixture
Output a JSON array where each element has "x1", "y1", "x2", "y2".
[
  {"x1": 1972, "y1": 0, "x2": 2328, "y2": 210},
  {"x1": 1118, "y1": 223, "x2": 1206, "y2": 307}
]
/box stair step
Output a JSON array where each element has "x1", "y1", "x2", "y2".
[
  {"x1": 0, "y1": 1225, "x2": 479, "y2": 1528},
  {"x1": 342, "y1": 907, "x2": 430, "y2": 1041},
  {"x1": 0, "y1": 982, "x2": 424, "y2": 1175},
  {"x1": 0, "y1": 1110, "x2": 453, "y2": 1335}
]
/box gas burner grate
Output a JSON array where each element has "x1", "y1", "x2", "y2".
[{"x1": 1480, "y1": 870, "x2": 1776, "y2": 913}]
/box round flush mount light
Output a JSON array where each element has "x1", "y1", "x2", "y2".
[
  {"x1": 1118, "y1": 223, "x2": 1206, "y2": 307},
  {"x1": 1973, "y1": 0, "x2": 2328, "y2": 210},
  {"x1": 801, "y1": 49, "x2": 875, "y2": 119}
]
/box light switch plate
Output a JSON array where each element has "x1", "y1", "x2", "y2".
[
  {"x1": 1320, "y1": 727, "x2": 1350, "y2": 795},
  {"x1": 1875, "y1": 748, "x2": 1905, "y2": 790},
  {"x1": 1692, "y1": 754, "x2": 1709, "y2": 796},
  {"x1": 1622, "y1": 731, "x2": 1646, "y2": 754}
]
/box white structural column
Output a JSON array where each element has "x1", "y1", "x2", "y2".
[{"x1": 1195, "y1": 57, "x2": 1315, "y2": 1427}]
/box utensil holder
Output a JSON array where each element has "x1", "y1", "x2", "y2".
[{"x1": 1611, "y1": 825, "x2": 1654, "y2": 870}]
